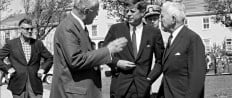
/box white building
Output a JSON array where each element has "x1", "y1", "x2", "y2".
[
  {"x1": 86, "y1": 2, "x2": 118, "y2": 48},
  {"x1": 1, "y1": 0, "x2": 232, "y2": 53},
  {"x1": 183, "y1": 0, "x2": 232, "y2": 53}
]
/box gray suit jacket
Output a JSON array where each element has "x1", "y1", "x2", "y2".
[{"x1": 50, "y1": 14, "x2": 111, "y2": 98}]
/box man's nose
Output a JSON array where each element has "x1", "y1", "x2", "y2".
[{"x1": 28, "y1": 31, "x2": 33, "y2": 36}]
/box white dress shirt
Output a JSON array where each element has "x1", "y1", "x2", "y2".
[{"x1": 170, "y1": 25, "x2": 184, "y2": 45}]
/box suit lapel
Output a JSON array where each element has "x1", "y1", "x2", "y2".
[
  {"x1": 135, "y1": 24, "x2": 147, "y2": 60},
  {"x1": 28, "y1": 40, "x2": 35, "y2": 64},
  {"x1": 124, "y1": 23, "x2": 135, "y2": 59},
  {"x1": 69, "y1": 15, "x2": 92, "y2": 51},
  {"x1": 16, "y1": 38, "x2": 28, "y2": 64},
  {"x1": 162, "y1": 26, "x2": 186, "y2": 67}
]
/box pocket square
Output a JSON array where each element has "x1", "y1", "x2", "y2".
[
  {"x1": 175, "y1": 52, "x2": 181, "y2": 56},
  {"x1": 146, "y1": 44, "x2": 151, "y2": 47}
]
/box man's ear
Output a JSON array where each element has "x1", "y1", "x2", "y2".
[
  {"x1": 83, "y1": 8, "x2": 91, "y2": 14},
  {"x1": 172, "y1": 15, "x2": 177, "y2": 24}
]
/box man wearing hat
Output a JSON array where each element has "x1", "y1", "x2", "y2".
[
  {"x1": 144, "y1": 4, "x2": 161, "y2": 28},
  {"x1": 144, "y1": 4, "x2": 163, "y2": 98}
]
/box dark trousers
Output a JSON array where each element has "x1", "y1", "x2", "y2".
[
  {"x1": 150, "y1": 93, "x2": 158, "y2": 98},
  {"x1": 124, "y1": 82, "x2": 138, "y2": 98},
  {"x1": 12, "y1": 77, "x2": 42, "y2": 98}
]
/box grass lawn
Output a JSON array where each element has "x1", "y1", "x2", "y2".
[
  {"x1": 101, "y1": 70, "x2": 232, "y2": 98},
  {"x1": 44, "y1": 67, "x2": 232, "y2": 98}
]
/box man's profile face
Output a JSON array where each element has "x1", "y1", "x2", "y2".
[
  {"x1": 160, "y1": 8, "x2": 173, "y2": 32},
  {"x1": 125, "y1": 5, "x2": 143, "y2": 26},
  {"x1": 20, "y1": 23, "x2": 34, "y2": 39},
  {"x1": 84, "y1": 2, "x2": 99, "y2": 25},
  {"x1": 145, "y1": 14, "x2": 160, "y2": 28}
]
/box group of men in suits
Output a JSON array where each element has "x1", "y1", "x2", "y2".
[
  {"x1": 104, "y1": 1, "x2": 206, "y2": 98},
  {"x1": 0, "y1": 0, "x2": 206, "y2": 98},
  {"x1": 104, "y1": 1, "x2": 164, "y2": 98}
]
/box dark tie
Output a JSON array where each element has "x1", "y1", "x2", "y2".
[
  {"x1": 84, "y1": 26, "x2": 89, "y2": 36},
  {"x1": 84, "y1": 26, "x2": 94, "y2": 49},
  {"x1": 166, "y1": 33, "x2": 173, "y2": 49},
  {"x1": 132, "y1": 26, "x2": 137, "y2": 58},
  {"x1": 85, "y1": 26, "x2": 97, "y2": 70}
]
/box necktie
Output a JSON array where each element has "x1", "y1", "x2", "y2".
[
  {"x1": 132, "y1": 26, "x2": 137, "y2": 58},
  {"x1": 84, "y1": 26, "x2": 94, "y2": 49},
  {"x1": 84, "y1": 26, "x2": 89, "y2": 36},
  {"x1": 166, "y1": 33, "x2": 173, "y2": 49},
  {"x1": 85, "y1": 26, "x2": 97, "y2": 70}
]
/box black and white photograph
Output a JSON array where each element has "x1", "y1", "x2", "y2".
[{"x1": 0, "y1": 0, "x2": 232, "y2": 98}]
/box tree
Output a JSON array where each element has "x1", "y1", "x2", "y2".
[
  {"x1": 22, "y1": 0, "x2": 72, "y2": 40},
  {"x1": 102, "y1": 0, "x2": 138, "y2": 22},
  {"x1": 102, "y1": 0, "x2": 166, "y2": 21},
  {"x1": 0, "y1": 0, "x2": 10, "y2": 11},
  {"x1": 205, "y1": 0, "x2": 232, "y2": 27}
]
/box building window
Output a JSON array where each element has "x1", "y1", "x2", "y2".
[
  {"x1": 203, "y1": 17, "x2": 210, "y2": 30},
  {"x1": 92, "y1": 25, "x2": 97, "y2": 36}
]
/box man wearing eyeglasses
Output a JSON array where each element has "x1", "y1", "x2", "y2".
[{"x1": 0, "y1": 18, "x2": 53, "y2": 98}]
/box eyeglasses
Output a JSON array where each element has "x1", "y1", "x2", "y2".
[{"x1": 21, "y1": 27, "x2": 33, "y2": 31}]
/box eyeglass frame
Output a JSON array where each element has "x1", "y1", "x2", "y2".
[{"x1": 21, "y1": 27, "x2": 33, "y2": 31}]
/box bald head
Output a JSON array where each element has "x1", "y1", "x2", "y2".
[
  {"x1": 73, "y1": 0, "x2": 99, "y2": 13},
  {"x1": 72, "y1": 0, "x2": 99, "y2": 25}
]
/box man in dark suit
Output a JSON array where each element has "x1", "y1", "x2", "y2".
[
  {"x1": 147, "y1": 1, "x2": 206, "y2": 98},
  {"x1": 0, "y1": 18, "x2": 53, "y2": 98},
  {"x1": 50, "y1": 0, "x2": 128, "y2": 98},
  {"x1": 104, "y1": 1, "x2": 164, "y2": 98}
]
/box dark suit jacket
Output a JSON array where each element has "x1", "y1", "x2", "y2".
[
  {"x1": 0, "y1": 38, "x2": 53, "y2": 95},
  {"x1": 104, "y1": 22, "x2": 164, "y2": 97},
  {"x1": 148, "y1": 26, "x2": 206, "y2": 98},
  {"x1": 50, "y1": 14, "x2": 112, "y2": 98}
]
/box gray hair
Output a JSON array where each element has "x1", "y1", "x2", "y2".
[{"x1": 162, "y1": 1, "x2": 186, "y2": 22}]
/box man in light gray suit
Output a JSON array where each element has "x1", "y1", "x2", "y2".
[{"x1": 50, "y1": 0, "x2": 128, "y2": 98}]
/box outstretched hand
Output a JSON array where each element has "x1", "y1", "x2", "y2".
[{"x1": 107, "y1": 37, "x2": 128, "y2": 54}]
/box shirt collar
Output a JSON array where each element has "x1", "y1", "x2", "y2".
[
  {"x1": 20, "y1": 36, "x2": 30, "y2": 44},
  {"x1": 172, "y1": 25, "x2": 184, "y2": 39},
  {"x1": 71, "y1": 11, "x2": 85, "y2": 29},
  {"x1": 129, "y1": 22, "x2": 143, "y2": 31}
]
